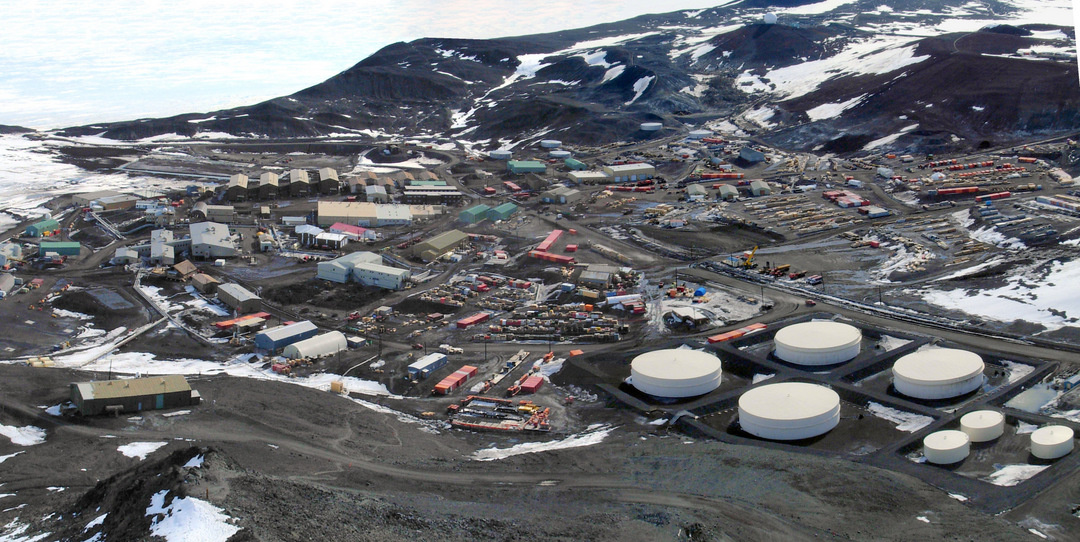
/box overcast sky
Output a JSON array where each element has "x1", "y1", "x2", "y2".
[{"x1": 0, "y1": 0, "x2": 732, "y2": 129}]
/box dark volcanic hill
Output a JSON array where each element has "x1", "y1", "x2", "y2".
[{"x1": 57, "y1": 0, "x2": 1080, "y2": 154}]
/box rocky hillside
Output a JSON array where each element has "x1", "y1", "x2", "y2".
[{"x1": 57, "y1": 0, "x2": 1078, "y2": 154}]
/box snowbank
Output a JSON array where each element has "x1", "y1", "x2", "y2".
[
  {"x1": 472, "y1": 424, "x2": 614, "y2": 461},
  {"x1": 866, "y1": 402, "x2": 933, "y2": 432},
  {"x1": 146, "y1": 490, "x2": 240, "y2": 542},
  {"x1": 117, "y1": 442, "x2": 167, "y2": 460},
  {"x1": 982, "y1": 464, "x2": 1048, "y2": 487},
  {"x1": 0, "y1": 425, "x2": 46, "y2": 446}
]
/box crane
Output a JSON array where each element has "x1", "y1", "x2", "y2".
[{"x1": 742, "y1": 246, "x2": 759, "y2": 269}]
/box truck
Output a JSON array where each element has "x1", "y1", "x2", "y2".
[{"x1": 439, "y1": 344, "x2": 463, "y2": 355}]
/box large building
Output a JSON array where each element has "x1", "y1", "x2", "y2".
[
  {"x1": 401, "y1": 185, "x2": 463, "y2": 205},
  {"x1": 507, "y1": 161, "x2": 547, "y2": 175},
  {"x1": 316, "y1": 201, "x2": 412, "y2": 227},
  {"x1": 317, "y1": 168, "x2": 340, "y2": 194},
  {"x1": 289, "y1": 169, "x2": 311, "y2": 197},
  {"x1": 602, "y1": 163, "x2": 655, "y2": 183},
  {"x1": 191, "y1": 202, "x2": 235, "y2": 223},
  {"x1": 568, "y1": 171, "x2": 611, "y2": 185},
  {"x1": 70, "y1": 375, "x2": 201, "y2": 416},
  {"x1": 328, "y1": 223, "x2": 376, "y2": 242},
  {"x1": 255, "y1": 320, "x2": 319, "y2": 351},
  {"x1": 226, "y1": 174, "x2": 250, "y2": 201},
  {"x1": 541, "y1": 185, "x2": 583, "y2": 204},
  {"x1": 365, "y1": 185, "x2": 389, "y2": 203},
  {"x1": 95, "y1": 195, "x2": 139, "y2": 211},
  {"x1": 316, "y1": 252, "x2": 409, "y2": 289},
  {"x1": 189, "y1": 222, "x2": 238, "y2": 259},
  {"x1": 258, "y1": 172, "x2": 279, "y2": 199},
  {"x1": 459, "y1": 204, "x2": 490, "y2": 224},
  {"x1": 217, "y1": 283, "x2": 261, "y2": 313},
  {"x1": 750, "y1": 180, "x2": 771, "y2": 196},
  {"x1": 487, "y1": 202, "x2": 518, "y2": 221},
  {"x1": 25, "y1": 218, "x2": 60, "y2": 238},
  {"x1": 282, "y1": 331, "x2": 347, "y2": 359},
  {"x1": 72, "y1": 190, "x2": 123, "y2": 207},
  {"x1": 39, "y1": 241, "x2": 81, "y2": 257},
  {"x1": 413, "y1": 230, "x2": 468, "y2": 262}
]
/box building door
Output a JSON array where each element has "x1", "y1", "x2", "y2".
[{"x1": 155, "y1": 394, "x2": 164, "y2": 409}]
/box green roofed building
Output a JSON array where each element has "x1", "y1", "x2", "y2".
[
  {"x1": 410, "y1": 180, "x2": 448, "y2": 187},
  {"x1": 39, "y1": 241, "x2": 81, "y2": 256},
  {"x1": 564, "y1": 158, "x2": 587, "y2": 171},
  {"x1": 460, "y1": 204, "x2": 491, "y2": 224},
  {"x1": 25, "y1": 218, "x2": 60, "y2": 238},
  {"x1": 508, "y1": 161, "x2": 547, "y2": 175},
  {"x1": 487, "y1": 202, "x2": 518, "y2": 221},
  {"x1": 413, "y1": 229, "x2": 469, "y2": 262}
]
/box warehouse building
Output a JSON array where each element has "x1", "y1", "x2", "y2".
[
  {"x1": 603, "y1": 163, "x2": 655, "y2": 183},
  {"x1": 415, "y1": 170, "x2": 438, "y2": 181},
  {"x1": 328, "y1": 223, "x2": 376, "y2": 242},
  {"x1": 314, "y1": 232, "x2": 348, "y2": 251},
  {"x1": 351, "y1": 261, "x2": 411, "y2": 289},
  {"x1": 460, "y1": 204, "x2": 490, "y2": 224},
  {"x1": 190, "y1": 222, "x2": 237, "y2": 259},
  {"x1": 365, "y1": 185, "x2": 389, "y2": 203},
  {"x1": 568, "y1": 171, "x2": 611, "y2": 185},
  {"x1": 686, "y1": 184, "x2": 707, "y2": 201},
  {"x1": 295, "y1": 224, "x2": 324, "y2": 247},
  {"x1": 408, "y1": 205, "x2": 443, "y2": 222},
  {"x1": 409, "y1": 180, "x2": 446, "y2": 187},
  {"x1": 258, "y1": 172, "x2": 279, "y2": 199},
  {"x1": 95, "y1": 195, "x2": 139, "y2": 211},
  {"x1": 541, "y1": 185, "x2": 583, "y2": 204},
  {"x1": 316, "y1": 168, "x2": 340, "y2": 194},
  {"x1": 39, "y1": 241, "x2": 81, "y2": 257},
  {"x1": 401, "y1": 185, "x2": 463, "y2": 205},
  {"x1": 564, "y1": 158, "x2": 587, "y2": 170},
  {"x1": 316, "y1": 251, "x2": 384, "y2": 283},
  {"x1": 507, "y1": 161, "x2": 547, "y2": 175},
  {"x1": 0, "y1": 242, "x2": 22, "y2": 267},
  {"x1": 739, "y1": 147, "x2": 766, "y2": 164},
  {"x1": 348, "y1": 172, "x2": 378, "y2": 194},
  {"x1": 750, "y1": 180, "x2": 771, "y2": 196},
  {"x1": 25, "y1": 218, "x2": 60, "y2": 238},
  {"x1": 255, "y1": 320, "x2": 319, "y2": 352},
  {"x1": 217, "y1": 283, "x2": 261, "y2": 313},
  {"x1": 70, "y1": 375, "x2": 201, "y2": 416},
  {"x1": 413, "y1": 229, "x2": 468, "y2": 262},
  {"x1": 73, "y1": 190, "x2": 124, "y2": 207},
  {"x1": 487, "y1": 202, "x2": 518, "y2": 221},
  {"x1": 283, "y1": 331, "x2": 347, "y2": 359},
  {"x1": 289, "y1": 169, "x2": 310, "y2": 197},
  {"x1": 316, "y1": 201, "x2": 413, "y2": 227},
  {"x1": 226, "y1": 174, "x2": 249, "y2": 201},
  {"x1": 717, "y1": 184, "x2": 739, "y2": 201},
  {"x1": 191, "y1": 273, "x2": 220, "y2": 294},
  {"x1": 190, "y1": 202, "x2": 235, "y2": 223},
  {"x1": 0, "y1": 274, "x2": 14, "y2": 298}
]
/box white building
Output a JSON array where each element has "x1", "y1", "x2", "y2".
[
  {"x1": 316, "y1": 251, "x2": 411, "y2": 290},
  {"x1": 189, "y1": 222, "x2": 238, "y2": 259},
  {"x1": 602, "y1": 164, "x2": 655, "y2": 183}
]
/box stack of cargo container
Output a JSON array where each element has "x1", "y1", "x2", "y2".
[
  {"x1": 707, "y1": 322, "x2": 767, "y2": 344},
  {"x1": 456, "y1": 312, "x2": 492, "y2": 329},
  {"x1": 974, "y1": 191, "x2": 1011, "y2": 203},
  {"x1": 433, "y1": 365, "x2": 478, "y2": 395},
  {"x1": 534, "y1": 230, "x2": 563, "y2": 252}
]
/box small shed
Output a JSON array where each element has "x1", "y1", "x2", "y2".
[{"x1": 191, "y1": 273, "x2": 220, "y2": 294}]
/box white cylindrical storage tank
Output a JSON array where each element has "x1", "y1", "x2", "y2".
[
  {"x1": 892, "y1": 348, "x2": 984, "y2": 400},
  {"x1": 629, "y1": 349, "x2": 722, "y2": 398},
  {"x1": 550, "y1": 150, "x2": 571, "y2": 158},
  {"x1": 540, "y1": 139, "x2": 562, "y2": 149},
  {"x1": 773, "y1": 322, "x2": 861, "y2": 366},
  {"x1": 282, "y1": 331, "x2": 347, "y2": 359},
  {"x1": 640, "y1": 122, "x2": 663, "y2": 132},
  {"x1": 924, "y1": 430, "x2": 970, "y2": 464},
  {"x1": 963, "y1": 410, "x2": 1002, "y2": 444},
  {"x1": 1031, "y1": 426, "x2": 1074, "y2": 459},
  {"x1": 960, "y1": 410, "x2": 1005, "y2": 442},
  {"x1": 488, "y1": 150, "x2": 512, "y2": 160},
  {"x1": 738, "y1": 382, "x2": 841, "y2": 440},
  {"x1": 688, "y1": 130, "x2": 712, "y2": 140}
]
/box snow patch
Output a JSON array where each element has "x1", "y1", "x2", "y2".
[
  {"x1": 146, "y1": 490, "x2": 240, "y2": 542},
  {"x1": 983, "y1": 464, "x2": 1048, "y2": 487},
  {"x1": 805, "y1": 94, "x2": 866, "y2": 121},
  {"x1": 117, "y1": 441, "x2": 167, "y2": 460},
  {"x1": 624, "y1": 76, "x2": 655, "y2": 106},
  {"x1": 0, "y1": 425, "x2": 45, "y2": 446},
  {"x1": 864, "y1": 124, "x2": 919, "y2": 150},
  {"x1": 472, "y1": 424, "x2": 614, "y2": 461},
  {"x1": 866, "y1": 402, "x2": 933, "y2": 432}
]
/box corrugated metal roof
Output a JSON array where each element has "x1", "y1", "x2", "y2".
[
  {"x1": 258, "y1": 321, "x2": 317, "y2": 342},
  {"x1": 217, "y1": 283, "x2": 259, "y2": 302},
  {"x1": 77, "y1": 375, "x2": 191, "y2": 400}
]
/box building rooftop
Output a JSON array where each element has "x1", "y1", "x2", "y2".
[{"x1": 74, "y1": 374, "x2": 191, "y2": 401}]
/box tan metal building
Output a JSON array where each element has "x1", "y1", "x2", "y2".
[
  {"x1": 70, "y1": 375, "x2": 201, "y2": 416},
  {"x1": 317, "y1": 168, "x2": 340, "y2": 194},
  {"x1": 258, "y1": 172, "x2": 279, "y2": 199},
  {"x1": 289, "y1": 169, "x2": 310, "y2": 197},
  {"x1": 226, "y1": 174, "x2": 250, "y2": 201},
  {"x1": 413, "y1": 229, "x2": 468, "y2": 262}
]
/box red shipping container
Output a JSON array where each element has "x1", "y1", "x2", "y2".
[
  {"x1": 520, "y1": 375, "x2": 544, "y2": 394},
  {"x1": 565, "y1": 244, "x2": 578, "y2": 252}
]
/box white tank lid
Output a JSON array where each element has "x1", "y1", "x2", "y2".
[
  {"x1": 738, "y1": 382, "x2": 839, "y2": 422},
  {"x1": 1031, "y1": 425, "x2": 1074, "y2": 447},
  {"x1": 960, "y1": 410, "x2": 1004, "y2": 431},
  {"x1": 893, "y1": 348, "x2": 984, "y2": 385},
  {"x1": 924, "y1": 430, "x2": 970, "y2": 451}
]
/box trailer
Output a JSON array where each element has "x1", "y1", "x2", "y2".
[{"x1": 433, "y1": 365, "x2": 479, "y2": 395}]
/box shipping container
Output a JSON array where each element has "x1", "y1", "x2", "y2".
[
  {"x1": 535, "y1": 230, "x2": 564, "y2": 252},
  {"x1": 433, "y1": 365, "x2": 478, "y2": 395},
  {"x1": 528, "y1": 250, "x2": 575, "y2": 264},
  {"x1": 456, "y1": 312, "x2": 492, "y2": 329},
  {"x1": 520, "y1": 375, "x2": 544, "y2": 394},
  {"x1": 408, "y1": 353, "x2": 448, "y2": 379}
]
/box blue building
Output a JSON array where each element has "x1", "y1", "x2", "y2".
[{"x1": 254, "y1": 321, "x2": 319, "y2": 351}]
